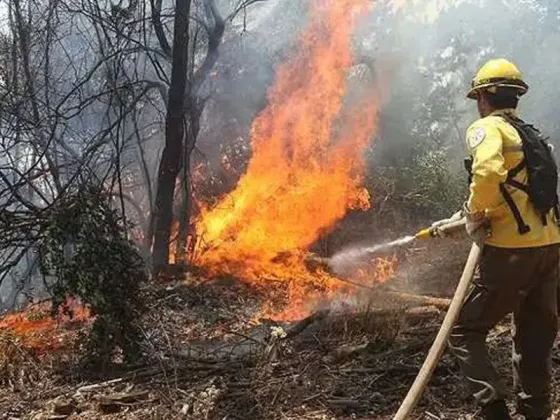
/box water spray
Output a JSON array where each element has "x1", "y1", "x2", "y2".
[{"x1": 305, "y1": 217, "x2": 467, "y2": 275}]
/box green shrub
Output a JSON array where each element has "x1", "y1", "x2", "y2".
[
  {"x1": 38, "y1": 185, "x2": 147, "y2": 368},
  {"x1": 404, "y1": 148, "x2": 466, "y2": 219},
  {"x1": 365, "y1": 146, "x2": 467, "y2": 231}
]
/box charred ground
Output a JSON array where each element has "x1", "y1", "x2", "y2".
[{"x1": 3, "y1": 236, "x2": 559, "y2": 420}]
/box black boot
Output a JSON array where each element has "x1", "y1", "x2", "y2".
[{"x1": 482, "y1": 400, "x2": 512, "y2": 420}]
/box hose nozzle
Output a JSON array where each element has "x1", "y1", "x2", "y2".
[
  {"x1": 415, "y1": 217, "x2": 467, "y2": 241},
  {"x1": 415, "y1": 227, "x2": 434, "y2": 240}
]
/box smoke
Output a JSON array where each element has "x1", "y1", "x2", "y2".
[{"x1": 374, "y1": 0, "x2": 560, "y2": 138}]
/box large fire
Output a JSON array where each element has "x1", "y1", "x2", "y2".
[{"x1": 194, "y1": 0, "x2": 388, "y2": 320}]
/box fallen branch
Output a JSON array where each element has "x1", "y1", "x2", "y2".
[
  {"x1": 382, "y1": 291, "x2": 451, "y2": 310},
  {"x1": 224, "y1": 329, "x2": 265, "y2": 345},
  {"x1": 98, "y1": 390, "x2": 151, "y2": 414},
  {"x1": 76, "y1": 378, "x2": 124, "y2": 393},
  {"x1": 318, "y1": 270, "x2": 452, "y2": 310},
  {"x1": 99, "y1": 390, "x2": 150, "y2": 404},
  {"x1": 369, "y1": 339, "x2": 432, "y2": 360},
  {"x1": 285, "y1": 309, "x2": 330, "y2": 339},
  {"x1": 327, "y1": 398, "x2": 363, "y2": 409},
  {"x1": 405, "y1": 306, "x2": 442, "y2": 316},
  {"x1": 330, "y1": 341, "x2": 374, "y2": 361}
]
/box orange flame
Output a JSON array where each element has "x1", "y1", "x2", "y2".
[
  {"x1": 355, "y1": 255, "x2": 397, "y2": 283},
  {"x1": 0, "y1": 297, "x2": 92, "y2": 355},
  {"x1": 194, "y1": 0, "x2": 386, "y2": 319}
]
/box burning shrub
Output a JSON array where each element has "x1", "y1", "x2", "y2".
[{"x1": 38, "y1": 185, "x2": 147, "y2": 368}]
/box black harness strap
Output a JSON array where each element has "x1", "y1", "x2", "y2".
[
  {"x1": 499, "y1": 183, "x2": 531, "y2": 234},
  {"x1": 506, "y1": 179, "x2": 529, "y2": 194},
  {"x1": 499, "y1": 156, "x2": 535, "y2": 234},
  {"x1": 464, "y1": 157, "x2": 473, "y2": 185},
  {"x1": 504, "y1": 176, "x2": 549, "y2": 227},
  {"x1": 541, "y1": 212, "x2": 548, "y2": 226},
  {"x1": 554, "y1": 205, "x2": 560, "y2": 226},
  {"x1": 508, "y1": 158, "x2": 526, "y2": 178}
]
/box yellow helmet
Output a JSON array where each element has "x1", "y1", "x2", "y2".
[{"x1": 467, "y1": 58, "x2": 529, "y2": 99}]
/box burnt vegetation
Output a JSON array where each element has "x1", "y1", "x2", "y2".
[{"x1": 0, "y1": 0, "x2": 559, "y2": 419}]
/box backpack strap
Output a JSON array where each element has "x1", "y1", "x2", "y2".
[
  {"x1": 464, "y1": 157, "x2": 473, "y2": 185},
  {"x1": 499, "y1": 183, "x2": 531, "y2": 234},
  {"x1": 508, "y1": 158, "x2": 526, "y2": 178},
  {"x1": 541, "y1": 212, "x2": 548, "y2": 227},
  {"x1": 499, "y1": 156, "x2": 533, "y2": 234}
]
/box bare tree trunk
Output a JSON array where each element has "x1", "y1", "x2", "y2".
[
  {"x1": 174, "y1": 148, "x2": 191, "y2": 264},
  {"x1": 133, "y1": 114, "x2": 155, "y2": 251},
  {"x1": 174, "y1": 111, "x2": 199, "y2": 264},
  {"x1": 151, "y1": 0, "x2": 191, "y2": 273}
]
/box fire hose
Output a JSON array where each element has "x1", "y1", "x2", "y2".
[{"x1": 393, "y1": 218, "x2": 482, "y2": 420}]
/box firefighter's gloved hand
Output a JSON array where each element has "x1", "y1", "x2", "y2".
[
  {"x1": 431, "y1": 210, "x2": 463, "y2": 238},
  {"x1": 463, "y1": 203, "x2": 490, "y2": 245}
]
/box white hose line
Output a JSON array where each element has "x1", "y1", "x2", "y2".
[{"x1": 392, "y1": 241, "x2": 483, "y2": 420}]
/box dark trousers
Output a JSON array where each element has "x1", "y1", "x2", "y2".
[{"x1": 448, "y1": 244, "x2": 559, "y2": 418}]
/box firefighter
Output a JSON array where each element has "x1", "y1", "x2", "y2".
[{"x1": 441, "y1": 58, "x2": 560, "y2": 420}]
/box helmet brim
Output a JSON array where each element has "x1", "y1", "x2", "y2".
[{"x1": 467, "y1": 82, "x2": 529, "y2": 100}]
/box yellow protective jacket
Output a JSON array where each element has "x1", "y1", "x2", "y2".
[{"x1": 466, "y1": 108, "x2": 560, "y2": 248}]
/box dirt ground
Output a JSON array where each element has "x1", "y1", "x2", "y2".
[{"x1": 2, "y1": 234, "x2": 560, "y2": 420}]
